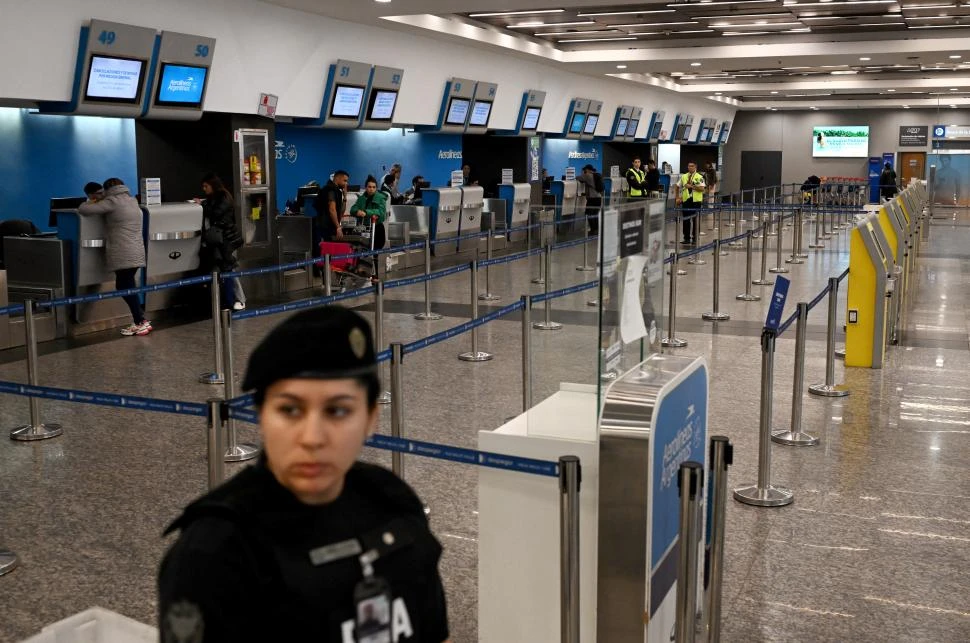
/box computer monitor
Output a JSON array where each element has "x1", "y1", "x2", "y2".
[
  {"x1": 84, "y1": 54, "x2": 147, "y2": 104},
  {"x1": 521, "y1": 106, "x2": 541, "y2": 131},
  {"x1": 445, "y1": 97, "x2": 471, "y2": 126},
  {"x1": 468, "y1": 100, "x2": 493, "y2": 127},
  {"x1": 330, "y1": 84, "x2": 366, "y2": 119},
  {"x1": 154, "y1": 63, "x2": 208, "y2": 108},
  {"x1": 367, "y1": 89, "x2": 398, "y2": 121},
  {"x1": 615, "y1": 118, "x2": 629, "y2": 137},
  {"x1": 583, "y1": 114, "x2": 599, "y2": 135},
  {"x1": 628, "y1": 119, "x2": 639, "y2": 138},
  {"x1": 569, "y1": 112, "x2": 586, "y2": 134}
]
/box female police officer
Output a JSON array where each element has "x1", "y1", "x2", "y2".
[{"x1": 158, "y1": 306, "x2": 450, "y2": 642}]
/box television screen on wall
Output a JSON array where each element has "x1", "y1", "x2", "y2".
[
  {"x1": 521, "y1": 106, "x2": 541, "y2": 130},
  {"x1": 330, "y1": 84, "x2": 366, "y2": 118},
  {"x1": 651, "y1": 121, "x2": 663, "y2": 140},
  {"x1": 812, "y1": 126, "x2": 870, "y2": 158},
  {"x1": 468, "y1": 100, "x2": 493, "y2": 127},
  {"x1": 154, "y1": 63, "x2": 208, "y2": 108},
  {"x1": 367, "y1": 90, "x2": 398, "y2": 121},
  {"x1": 569, "y1": 112, "x2": 586, "y2": 134},
  {"x1": 628, "y1": 119, "x2": 639, "y2": 137},
  {"x1": 85, "y1": 54, "x2": 146, "y2": 103},
  {"x1": 445, "y1": 97, "x2": 470, "y2": 125},
  {"x1": 583, "y1": 114, "x2": 599, "y2": 135},
  {"x1": 615, "y1": 118, "x2": 629, "y2": 137}
]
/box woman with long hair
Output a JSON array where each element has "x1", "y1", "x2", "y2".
[{"x1": 199, "y1": 173, "x2": 245, "y2": 310}]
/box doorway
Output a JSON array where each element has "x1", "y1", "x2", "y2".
[
  {"x1": 898, "y1": 151, "x2": 926, "y2": 187},
  {"x1": 740, "y1": 151, "x2": 782, "y2": 202}
]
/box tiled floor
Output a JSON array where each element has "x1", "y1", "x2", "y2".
[{"x1": 0, "y1": 211, "x2": 968, "y2": 642}]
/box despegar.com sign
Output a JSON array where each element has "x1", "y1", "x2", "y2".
[{"x1": 899, "y1": 126, "x2": 928, "y2": 147}]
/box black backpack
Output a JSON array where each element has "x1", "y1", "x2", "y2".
[{"x1": 593, "y1": 172, "x2": 604, "y2": 194}]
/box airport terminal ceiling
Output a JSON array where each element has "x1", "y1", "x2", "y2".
[{"x1": 267, "y1": 0, "x2": 970, "y2": 111}]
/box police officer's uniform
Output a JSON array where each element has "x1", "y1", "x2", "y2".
[
  {"x1": 677, "y1": 170, "x2": 706, "y2": 246},
  {"x1": 158, "y1": 307, "x2": 449, "y2": 642},
  {"x1": 626, "y1": 164, "x2": 646, "y2": 199}
]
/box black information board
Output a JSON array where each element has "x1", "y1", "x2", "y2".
[
  {"x1": 620, "y1": 208, "x2": 645, "y2": 258},
  {"x1": 898, "y1": 126, "x2": 928, "y2": 147}
]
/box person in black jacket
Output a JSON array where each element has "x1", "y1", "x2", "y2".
[
  {"x1": 880, "y1": 162, "x2": 898, "y2": 201},
  {"x1": 199, "y1": 173, "x2": 245, "y2": 310}
]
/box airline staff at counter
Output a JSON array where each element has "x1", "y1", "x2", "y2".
[{"x1": 315, "y1": 172, "x2": 349, "y2": 244}]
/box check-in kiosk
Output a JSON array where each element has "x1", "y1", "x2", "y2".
[
  {"x1": 846, "y1": 216, "x2": 894, "y2": 368},
  {"x1": 550, "y1": 180, "x2": 579, "y2": 233},
  {"x1": 458, "y1": 186, "x2": 484, "y2": 253},
  {"x1": 482, "y1": 199, "x2": 508, "y2": 252},
  {"x1": 582, "y1": 100, "x2": 603, "y2": 141},
  {"x1": 143, "y1": 203, "x2": 203, "y2": 310},
  {"x1": 646, "y1": 111, "x2": 666, "y2": 143},
  {"x1": 564, "y1": 98, "x2": 591, "y2": 140},
  {"x1": 387, "y1": 205, "x2": 431, "y2": 269},
  {"x1": 498, "y1": 183, "x2": 531, "y2": 244},
  {"x1": 422, "y1": 188, "x2": 462, "y2": 255},
  {"x1": 603, "y1": 177, "x2": 623, "y2": 207},
  {"x1": 868, "y1": 215, "x2": 901, "y2": 344},
  {"x1": 142, "y1": 31, "x2": 216, "y2": 120}
]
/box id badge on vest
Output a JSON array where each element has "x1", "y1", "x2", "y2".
[{"x1": 355, "y1": 550, "x2": 393, "y2": 643}]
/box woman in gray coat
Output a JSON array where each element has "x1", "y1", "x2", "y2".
[{"x1": 78, "y1": 178, "x2": 151, "y2": 336}]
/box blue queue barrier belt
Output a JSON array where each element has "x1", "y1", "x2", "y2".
[
  {"x1": 838, "y1": 267, "x2": 850, "y2": 282},
  {"x1": 383, "y1": 262, "x2": 471, "y2": 291},
  {"x1": 229, "y1": 393, "x2": 255, "y2": 409},
  {"x1": 402, "y1": 300, "x2": 525, "y2": 356},
  {"x1": 679, "y1": 240, "x2": 718, "y2": 259},
  {"x1": 0, "y1": 303, "x2": 25, "y2": 317},
  {"x1": 479, "y1": 246, "x2": 545, "y2": 270},
  {"x1": 431, "y1": 230, "x2": 488, "y2": 247},
  {"x1": 37, "y1": 274, "x2": 213, "y2": 310},
  {"x1": 376, "y1": 348, "x2": 392, "y2": 364},
  {"x1": 664, "y1": 254, "x2": 675, "y2": 265},
  {"x1": 553, "y1": 236, "x2": 595, "y2": 252},
  {"x1": 808, "y1": 283, "x2": 832, "y2": 312},
  {"x1": 225, "y1": 240, "x2": 427, "y2": 280},
  {"x1": 777, "y1": 310, "x2": 799, "y2": 336},
  {"x1": 531, "y1": 280, "x2": 598, "y2": 305},
  {"x1": 232, "y1": 284, "x2": 375, "y2": 321},
  {"x1": 722, "y1": 230, "x2": 750, "y2": 245},
  {"x1": 0, "y1": 380, "x2": 207, "y2": 417},
  {"x1": 229, "y1": 407, "x2": 259, "y2": 424}
]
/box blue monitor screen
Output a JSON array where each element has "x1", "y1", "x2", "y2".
[
  {"x1": 154, "y1": 63, "x2": 208, "y2": 108},
  {"x1": 615, "y1": 118, "x2": 629, "y2": 137},
  {"x1": 522, "y1": 106, "x2": 541, "y2": 130},
  {"x1": 628, "y1": 119, "x2": 639, "y2": 137},
  {"x1": 569, "y1": 112, "x2": 586, "y2": 134}
]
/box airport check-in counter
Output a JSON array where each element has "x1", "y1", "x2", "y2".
[
  {"x1": 603, "y1": 177, "x2": 623, "y2": 207},
  {"x1": 276, "y1": 214, "x2": 314, "y2": 292},
  {"x1": 422, "y1": 187, "x2": 462, "y2": 256},
  {"x1": 846, "y1": 215, "x2": 895, "y2": 368},
  {"x1": 458, "y1": 186, "x2": 485, "y2": 254},
  {"x1": 550, "y1": 180, "x2": 579, "y2": 234},
  {"x1": 143, "y1": 203, "x2": 203, "y2": 311},
  {"x1": 575, "y1": 180, "x2": 588, "y2": 218},
  {"x1": 497, "y1": 183, "x2": 531, "y2": 244},
  {"x1": 868, "y1": 214, "x2": 901, "y2": 345},
  {"x1": 0, "y1": 237, "x2": 70, "y2": 346},
  {"x1": 878, "y1": 204, "x2": 908, "y2": 333},
  {"x1": 482, "y1": 198, "x2": 509, "y2": 252},
  {"x1": 387, "y1": 205, "x2": 431, "y2": 269}
]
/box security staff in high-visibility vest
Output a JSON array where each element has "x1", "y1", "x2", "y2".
[
  {"x1": 625, "y1": 157, "x2": 647, "y2": 199},
  {"x1": 675, "y1": 161, "x2": 706, "y2": 246}
]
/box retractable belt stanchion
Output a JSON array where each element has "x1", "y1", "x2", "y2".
[
  {"x1": 521, "y1": 295, "x2": 533, "y2": 413},
  {"x1": 9, "y1": 299, "x2": 63, "y2": 441},
  {"x1": 414, "y1": 238, "x2": 443, "y2": 320},
  {"x1": 374, "y1": 280, "x2": 392, "y2": 404},
  {"x1": 389, "y1": 343, "x2": 405, "y2": 478},
  {"x1": 481, "y1": 221, "x2": 501, "y2": 301},
  {"x1": 809, "y1": 276, "x2": 850, "y2": 397},
  {"x1": 559, "y1": 455, "x2": 582, "y2": 643},
  {"x1": 809, "y1": 203, "x2": 824, "y2": 249},
  {"x1": 199, "y1": 271, "x2": 225, "y2": 385},
  {"x1": 786, "y1": 208, "x2": 806, "y2": 264},
  {"x1": 733, "y1": 328, "x2": 794, "y2": 507},
  {"x1": 0, "y1": 549, "x2": 18, "y2": 577},
  {"x1": 206, "y1": 398, "x2": 226, "y2": 488},
  {"x1": 577, "y1": 211, "x2": 596, "y2": 272},
  {"x1": 532, "y1": 218, "x2": 547, "y2": 285},
  {"x1": 705, "y1": 437, "x2": 733, "y2": 643},
  {"x1": 771, "y1": 303, "x2": 820, "y2": 446},
  {"x1": 737, "y1": 229, "x2": 761, "y2": 302},
  {"x1": 675, "y1": 461, "x2": 704, "y2": 643},
  {"x1": 752, "y1": 222, "x2": 773, "y2": 286},
  {"x1": 534, "y1": 245, "x2": 563, "y2": 331},
  {"x1": 662, "y1": 251, "x2": 688, "y2": 348},
  {"x1": 323, "y1": 253, "x2": 333, "y2": 296},
  {"x1": 768, "y1": 213, "x2": 790, "y2": 274},
  {"x1": 702, "y1": 240, "x2": 730, "y2": 321},
  {"x1": 459, "y1": 260, "x2": 494, "y2": 361},
  {"x1": 221, "y1": 309, "x2": 259, "y2": 462},
  {"x1": 688, "y1": 212, "x2": 707, "y2": 266},
  {"x1": 674, "y1": 214, "x2": 687, "y2": 276}
]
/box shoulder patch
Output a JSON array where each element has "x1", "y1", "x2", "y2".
[{"x1": 163, "y1": 600, "x2": 204, "y2": 643}]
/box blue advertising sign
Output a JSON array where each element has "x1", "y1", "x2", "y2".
[{"x1": 764, "y1": 275, "x2": 790, "y2": 331}]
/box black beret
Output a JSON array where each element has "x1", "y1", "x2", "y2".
[{"x1": 242, "y1": 306, "x2": 376, "y2": 395}]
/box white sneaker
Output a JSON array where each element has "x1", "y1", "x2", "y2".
[
  {"x1": 121, "y1": 320, "x2": 152, "y2": 336},
  {"x1": 233, "y1": 301, "x2": 246, "y2": 311}
]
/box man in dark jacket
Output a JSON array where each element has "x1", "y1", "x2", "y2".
[
  {"x1": 880, "y1": 163, "x2": 898, "y2": 201},
  {"x1": 315, "y1": 171, "x2": 349, "y2": 243}
]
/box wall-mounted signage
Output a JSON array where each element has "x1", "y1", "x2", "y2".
[
  {"x1": 257, "y1": 93, "x2": 278, "y2": 118},
  {"x1": 931, "y1": 124, "x2": 970, "y2": 140},
  {"x1": 146, "y1": 27, "x2": 217, "y2": 121},
  {"x1": 898, "y1": 126, "x2": 928, "y2": 147},
  {"x1": 466, "y1": 81, "x2": 498, "y2": 133},
  {"x1": 647, "y1": 111, "x2": 666, "y2": 143}
]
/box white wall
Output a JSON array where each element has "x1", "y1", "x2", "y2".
[{"x1": 0, "y1": 0, "x2": 736, "y2": 132}]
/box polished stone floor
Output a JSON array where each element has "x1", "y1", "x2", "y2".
[{"x1": 0, "y1": 210, "x2": 968, "y2": 642}]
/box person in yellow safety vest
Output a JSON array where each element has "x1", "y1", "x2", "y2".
[
  {"x1": 626, "y1": 157, "x2": 647, "y2": 199},
  {"x1": 675, "y1": 161, "x2": 706, "y2": 246}
]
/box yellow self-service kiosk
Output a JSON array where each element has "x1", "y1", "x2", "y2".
[{"x1": 846, "y1": 216, "x2": 893, "y2": 368}]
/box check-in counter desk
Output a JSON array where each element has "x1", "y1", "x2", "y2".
[
  {"x1": 276, "y1": 215, "x2": 314, "y2": 292},
  {"x1": 603, "y1": 177, "x2": 623, "y2": 207},
  {"x1": 550, "y1": 180, "x2": 580, "y2": 236},
  {"x1": 482, "y1": 199, "x2": 508, "y2": 252},
  {"x1": 1, "y1": 236, "x2": 70, "y2": 346},
  {"x1": 458, "y1": 186, "x2": 484, "y2": 254},
  {"x1": 498, "y1": 183, "x2": 531, "y2": 244},
  {"x1": 387, "y1": 205, "x2": 430, "y2": 269},
  {"x1": 422, "y1": 188, "x2": 462, "y2": 256},
  {"x1": 846, "y1": 215, "x2": 897, "y2": 368},
  {"x1": 144, "y1": 203, "x2": 203, "y2": 311}
]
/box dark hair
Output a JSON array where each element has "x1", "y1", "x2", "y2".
[
  {"x1": 103, "y1": 178, "x2": 124, "y2": 190},
  {"x1": 632, "y1": 156, "x2": 641, "y2": 163},
  {"x1": 254, "y1": 373, "x2": 380, "y2": 409},
  {"x1": 83, "y1": 182, "x2": 103, "y2": 196},
  {"x1": 648, "y1": 159, "x2": 657, "y2": 166},
  {"x1": 365, "y1": 175, "x2": 378, "y2": 187},
  {"x1": 412, "y1": 175, "x2": 424, "y2": 186},
  {"x1": 202, "y1": 173, "x2": 233, "y2": 204},
  {"x1": 334, "y1": 170, "x2": 350, "y2": 179}
]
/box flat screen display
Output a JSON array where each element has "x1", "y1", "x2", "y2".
[
  {"x1": 681, "y1": 125, "x2": 692, "y2": 141},
  {"x1": 699, "y1": 128, "x2": 710, "y2": 142},
  {"x1": 651, "y1": 121, "x2": 663, "y2": 140},
  {"x1": 445, "y1": 97, "x2": 470, "y2": 125},
  {"x1": 628, "y1": 119, "x2": 639, "y2": 137},
  {"x1": 367, "y1": 90, "x2": 398, "y2": 121},
  {"x1": 522, "y1": 106, "x2": 541, "y2": 130},
  {"x1": 468, "y1": 100, "x2": 492, "y2": 127},
  {"x1": 154, "y1": 63, "x2": 208, "y2": 108},
  {"x1": 583, "y1": 114, "x2": 599, "y2": 135},
  {"x1": 615, "y1": 118, "x2": 629, "y2": 137},
  {"x1": 330, "y1": 84, "x2": 365, "y2": 119},
  {"x1": 569, "y1": 112, "x2": 586, "y2": 134},
  {"x1": 84, "y1": 55, "x2": 146, "y2": 103},
  {"x1": 812, "y1": 126, "x2": 870, "y2": 158}
]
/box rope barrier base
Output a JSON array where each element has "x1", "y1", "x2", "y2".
[
  {"x1": 199, "y1": 372, "x2": 225, "y2": 385},
  {"x1": 732, "y1": 483, "x2": 793, "y2": 507},
  {"x1": 458, "y1": 350, "x2": 494, "y2": 362},
  {"x1": 533, "y1": 320, "x2": 563, "y2": 331},
  {"x1": 224, "y1": 443, "x2": 259, "y2": 463},
  {"x1": 736, "y1": 293, "x2": 761, "y2": 302},
  {"x1": 701, "y1": 311, "x2": 730, "y2": 322},
  {"x1": 661, "y1": 336, "x2": 688, "y2": 348},
  {"x1": 10, "y1": 422, "x2": 63, "y2": 442},
  {"x1": 377, "y1": 391, "x2": 392, "y2": 405},
  {"x1": 807, "y1": 383, "x2": 850, "y2": 398},
  {"x1": 0, "y1": 550, "x2": 18, "y2": 577},
  {"x1": 768, "y1": 266, "x2": 791, "y2": 274},
  {"x1": 414, "y1": 311, "x2": 443, "y2": 321},
  {"x1": 770, "y1": 429, "x2": 820, "y2": 447}
]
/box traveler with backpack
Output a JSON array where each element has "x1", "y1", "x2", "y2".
[
  {"x1": 199, "y1": 173, "x2": 245, "y2": 310},
  {"x1": 578, "y1": 164, "x2": 604, "y2": 235}
]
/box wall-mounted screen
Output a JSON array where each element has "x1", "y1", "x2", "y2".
[
  {"x1": 569, "y1": 112, "x2": 586, "y2": 134},
  {"x1": 699, "y1": 128, "x2": 710, "y2": 142},
  {"x1": 154, "y1": 63, "x2": 208, "y2": 108},
  {"x1": 615, "y1": 118, "x2": 629, "y2": 137},
  {"x1": 330, "y1": 84, "x2": 366, "y2": 119},
  {"x1": 651, "y1": 121, "x2": 663, "y2": 139},
  {"x1": 812, "y1": 125, "x2": 870, "y2": 158},
  {"x1": 469, "y1": 100, "x2": 493, "y2": 127},
  {"x1": 522, "y1": 106, "x2": 541, "y2": 130},
  {"x1": 628, "y1": 119, "x2": 639, "y2": 137},
  {"x1": 682, "y1": 125, "x2": 692, "y2": 141},
  {"x1": 84, "y1": 54, "x2": 146, "y2": 104},
  {"x1": 445, "y1": 97, "x2": 470, "y2": 125},
  {"x1": 675, "y1": 123, "x2": 687, "y2": 140},
  {"x1": 367, "y1": 90, "x2": 398, "y2": 121},
  {"x1": 583, "y1": 114, "x2": 599, "y2": 135}
]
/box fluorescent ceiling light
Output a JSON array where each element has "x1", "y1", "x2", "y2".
[
  {"x1": 903, "y1": 105, "x2": 911, "y2": 108},
  {"x1": 722, "y1": 30, "x2": 771, "y2": 35},
  {"x1": 770, "y1": 90, "x2": 779, "y2": 94},
  {"x1": 671, "y1": 0, "x2": 777, "y2": 6},
  {"x1": 887, "y1": 88, "x2": 896, "y2": 92},
  {"x1": 715, "y1": 92, "x2": 723, "y2": 95},
  {"x1": 694, "y1": 13, "x2": 790, "y2": 19},
  {"x1": 535, "y1": 30, "x2": 620, "y2": 36},
  {"x1": 860, "y1": 57, "x2": 872, "y2": 60},
  {"x1": 578, "y1": 10, "x2": 675, "y2": 16},
  {"x1": 711, "y1": 21, "x2": 802, "y2": 27},
  {"x1": 858, "y1": 22, "x2": 905, "y2": 25},
  {"x1": 950, "y1": 55, "x2": 963, "y2": 59},
  {"x1": 831, "y1": 70, "x2": 859, "y2": 74},
  {"x1": 784, "y1": 0, "x2": 896, "y2": 6},
  {"x1": 909, "y1": 24, "x2": 970, "y2": 28},
  {"x1": 558, "y1": 36, "x2": 637, "y2": 43},
  {"x1": 691, "y1": 62, "x2": 702, "y2": 67},
  {"x1": 510, "y1": 21, "x2": 595, "y2": 28},
  {"x1": 470, "y1": 9, "x2": 565, "y2": 17},
  {"x1": 607, "y1": 22, "x2": 697, "y2": 27},
  {"x1": 616, "y1": 64, "x2": 627, "y2": 69}
]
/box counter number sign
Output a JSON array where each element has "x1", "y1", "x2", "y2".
[
  {"x1": 195, "y1": 45, "x2": 210, "y2": 58},
  {"x1": 98, "y1": 30, "x2": 116, "y2": 45}
]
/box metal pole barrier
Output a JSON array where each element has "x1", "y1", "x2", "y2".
[
  {"x1": 822, "y1": 209, "x2": 832, "y2": 239},
  {"x1": 577, "y1": 211, "x2": 596, "y2": 272},
  {"x1": 206, "y1": 398, "x2": 226, "y2": 489},
  {"x1": 559, "y1": 455, "x2": 581, "y2": 643},
  {"x1": 0, "y1": 549, "x2": 18, "y2": 577},
  {"x1": 768, "y1": 213, "x2": 789, "y2": 274},
  {"x1": 521, "y1": 295, "x2": 532, "y2": 413},
  {"x1": 771, "y1": 303, "x2": 820, "y2": 446},
  {"x1": 705, "y1": 437, "x2": 733, "y2": 643},
  {"x1": 733, "y1": 329, "x2": 793, "y2": 507},
  {"x1": 786, "y1": 208, "x2": 806, "y2": 264},
  {"x1": 534, "y1": 245, "x2": 563, "y2": 331},
  {"x1": 737, "y1": 229, "x2": 761, "y2": 302},
  {"x1": 9, "y1": 299, "x2": 64, "y2": 441},
  {"x1": 674, "y1": 213, "x2": 687, "y2": 276},
  {"x1": 414, "y1": 238, "x2": 443, "y2": 320},
  {"x1": 662, "y1": 251, "x2": 688, "y2": 347},
  {"x1": 390, "y1": 343, "x2": 404, "y2": 478},
  {"x1": 809, "y1": 277, "x2": 849, "y2": 397},
  {"x1": 481, "y1": 220, "x2": 501, "y2": 300},
  {"x1": 702, "y1": 240, "x2": 729, "y2": 321},
  {"x1": 675, "y1": 461, "x2": 704, "y2": 643},
  {"x1": 687, "y1": 212, "x2": 706, "y2": 265},
  {"x1": 221, "y1": 309, "x2": 259, "y2": 462},
  {"x1": 752, "y1": 220, "x2": 773, "y2": 286},
  {"x1": 199, "y1": 271, "x2": 225, "y2": 385},
  {"x1": 374, "y1": 280, "x2": 391, "y2": 404},
  {"x1": 532, "y1": 218, "x2": 546, "y2": 285},
  {"x1": 324, "y1": 253, "x2": 333, "y2": 296},
  {"x1": 459, "y1": 260, "x2": 494, "y2": 361}
]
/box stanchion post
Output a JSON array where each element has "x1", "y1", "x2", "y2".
[
  {"x1": 414, "y1": 238, "x2": 443, "y2": 320},
  {"x1": 534, "y1": 245, "x2": 563, "y2": 331},
  {"x1": 786, "y1": 208, "x2": 806, "y2": 264},
  {"x1": 688, "y1": 215, "x2": 707, "y2": 265},
  {"x1": 221, "y1": 309, "x2": 259, "y2": 462},
  {"x1": 460, "y1": 260, "x2": 494, "y2": 361},
  {"x1": 771, "y1": 303, "x2": 820, "y2": 446},
  {"x1": 768, "y1": 215, "x2": 789, "y2": 274},
  {"x1": 733, "y1": 329, "x2": 794, "y2": 507},
  {"x1": 809, "y1": 204, "x2": 824, "y2": 249},
  {"x1": 481, "y1": 220, "x2": 501, "y2": 300},
  {"x1": 206, "y1": 398, "x2": 226, "y2": 489},
  {"x1": 374, "y1": 280, "x2": 392, "y2": 404},
  {"x1": 0, "y1": 549, "x2": 18, "y2": 577},
  {"x1": 521, "y1": 295, "x2": 533, "y2": 413},
  {"x1": 577, "y1": 211, "x2": 596, "y2": 272},
  {"x1": 737, "y1": 229, "x2": 761, "y2": 301},
  {"x1": 702, "y1": 240, "x2": 730, "y2": 321},
  {"x1": 674, "y1": 213, "x2": 687, "y2": 276},
  {"x1": 752, "y1": 222, "x2": 773, "y2": 286},
  {"x1": 10, "y1": 299, "x2": 63, "y2": 441},
  {"x1": 705, "y1": 438, "x2": 733, "y2": 643},
  {"x1": 532, "y1": 218, "x2": 547, "y2": 285},
  {"x1": 390, "y1": 343, "x2": 405, "y2": 478},
  {"x1": 809, "y1": 277, "x2": 849, "y2": 397},
  {"x1": 662, "y1": 252, "x2": 688, "y2": 347},
  {"x1": 199, "y1": 271, "x2": 225, "y2": 385},
  {"x1": 559, "y1": 455, "x2": 581, "y2": 643},
  {"x1": 675, "y1": 461, "x2": 704, "y2": 643},
  {"x1": 324, "y1": 253, "x2": 333, "y2": 296}
]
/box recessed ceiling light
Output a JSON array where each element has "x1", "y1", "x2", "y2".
[
  {"x1": 470, "y1": 9, "x2": 563, "y2": 17},
  {"x1": 557, "y1": 36, "x2": 637, "y2": 43},
  {"x1": 951, "y1": 105, "x2": 959, "y2": 108},
  {"x1": 512, "y1": 21, "x2": 595, "y2": 28},
  {"x1": 831, "y1": 70, "x2": 859, "y2": 75},
  {"x1": 770, "y1": 90, "x2": 779, "y2": 94},
  {"x1": 671, "y1": 72, "x2": 684, "y2": 76},
  {"x1": 810, "y1": 106, "x2": 818, "y2": 110},
  {"x1": 860, "y1": 57, "x2": 871, "y2": 61},
  {"x1": 616, "y1": 64, "x2": 628, "y2": 69},
  {"x1": 691, "y1": 62, "x2": 702, "y2": 67},
  {"x1": 375, "y1": 0, "x2": 392, "y2": 3},
  {"x1": 715, "y1": 91, "x2": 723, "y2": 95},
  {"x1": 887, "y1": 88, "x2": 896, "y2": 92},
  {"x1": 902, "y1": 105, "x2": 910, "y2": 109},
  {"x1": 950, "y1": 55, "x2": 963, "y2": 59}
]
